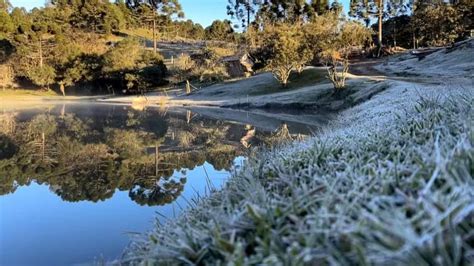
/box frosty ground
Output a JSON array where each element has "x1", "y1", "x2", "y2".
[{"x1": 120, "y1": 41, "x2": 474, "y2": 264}]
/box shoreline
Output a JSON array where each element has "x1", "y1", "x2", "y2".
[
  {"x1": 121, "y1": 55, "x2": 474, "y2": 264},
  {"x1": 121, "y1": 43, "x2": 474, "y2": 264}
]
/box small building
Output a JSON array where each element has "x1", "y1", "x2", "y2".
[{"x1": 221, "y1": 53, "x2": 255, "y2": 78}]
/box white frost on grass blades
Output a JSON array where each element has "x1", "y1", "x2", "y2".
[
  {"x1": 121, "y1": 74, "x2": 473, "y2": 264},
  {"x1": 377, "y1": 39, "x2": 474, "y2": 78}
]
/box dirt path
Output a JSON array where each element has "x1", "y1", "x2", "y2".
[{"x1": 350, "y1": 58, "x2": 446, "y2": 85}]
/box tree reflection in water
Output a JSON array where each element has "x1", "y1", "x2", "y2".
[{"x1": 0, "y1": 106, "x2": 249, "y2": 206}]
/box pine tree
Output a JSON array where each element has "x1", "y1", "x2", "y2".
[
  {"x1": 255, "y1": 0, "x2": 313, "y2": 24},
  {"x1": 349, "y1": 0, "x2": 385, "y2": 56},
  {"x1": 126, "y1": 0, "x2": 184, "y2": 53},
  {"x1": 227, "y1": 0, "x2": 260, "y2": 30},
  {"x1": 0, "y1": 0, "x2": 11, "y2": 12},
  {"x1": 311, "y1": 0, "x2": 329, "y2": 16}
]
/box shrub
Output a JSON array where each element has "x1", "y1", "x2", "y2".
[
  {"x1": 193, "y1": 47, "x2": 229, "y2": 82},
  {"x1": 27, "y1": 65, "x2": 56, "y2": 90},
  {"x1": 262, "y1": 23, "x2": 312, "y2": 86},
  {"x1": 170, "y1": 53, "x2": 195, "y2": 85},
  {"x1": 101, "y1": 38, "x2": 167, "y2": 94}
]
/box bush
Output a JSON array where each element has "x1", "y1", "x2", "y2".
[
  {"x1": 101, "y1": 38, "x2": 167, "y2": 94},
  {"x1": 0, "y1": 134, "x2": 17, "y2": 160},
  {"x1": 28, "y1": 65, "x2": 56, "y2": 89},
  {"x1": 192, "y1": 47, "x2": 229, "y2": 82},
  {"x1": 270, "y1": 25, "x2": 312, "y2": 85}
]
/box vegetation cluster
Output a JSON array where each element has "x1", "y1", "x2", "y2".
[
  {"x1": 1, "y1": 0, "x2": 472, "y2": 94},
  {"x1": 0, "y1": 0, "x2": 239, "y2": 94}
]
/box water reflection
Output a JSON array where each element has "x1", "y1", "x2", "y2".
[
  {"x1": 0, "y1": 106, "x2": 247, "y2": 205},
  {"x1": 0, "y1": 104, "x2": 304, "y2": 205},
  {"x1": 0, "y1": 104, "x2": 314, "y2": 265}
]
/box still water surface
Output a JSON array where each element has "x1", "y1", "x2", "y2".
[{"x1": 0, "y1": 103, "x2": 314, "y2": 265}]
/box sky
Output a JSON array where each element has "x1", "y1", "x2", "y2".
[{"x1": 9, "y1": 0, "x2": 351, "y2": 28}]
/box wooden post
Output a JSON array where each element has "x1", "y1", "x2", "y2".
[
  {"x1": 59, "y1": 82, "x2": 65, "y2": 97},
  {"x1": 60, "y1": 104, "x2": 66, "y2": 118},
  {"x1": 186, "y1": 110, "x2": 191, "y2": 124},
  {"x1": 185, "y1": 80, "x2": 191, "y2": 95},
  {"x1": 413, "y1": 32, "x2": 416, "y2": 49}
]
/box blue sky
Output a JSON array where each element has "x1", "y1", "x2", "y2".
[{"x1": 10, "y1": 0, "x2": 350, "y2": 27}]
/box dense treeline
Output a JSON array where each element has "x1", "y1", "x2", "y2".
[
  {"x1": 0, "y1": 0, "x2": 171, "y2": 94},
  {"x1": 349, "y1": 0, "x2": 473, "y2": 49},
  {"x1": 0, "y1": 0, "x2": 472, "y2": 94},
  {"x1": 225, "y1": 0, "x2": 472, "y2": 88},
  {"x1": 0, "y1": 0, "x2": 240, "y2": 94}
]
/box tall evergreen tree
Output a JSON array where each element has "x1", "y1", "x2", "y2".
[
  {"x1": 255, "y1": 0, "x2": 314, "y2": 24},
  {"x1": 311, "y1": 0, "x2": 329, "y2": 16},
  {"x1": 349, "y1": 0, "x2": 386, "y2": 55},
  {"x1": 125, "y1": 0, "x2": 184, "y2": 52},
  {"x1": 204, "y1": 19, "x2": 234, "y2": 41},
  {"x1": 0, "y1": 0, "x2": 11, "y2": 12},
  {"x1": 227, "y1": 0, "x2": 260, "y2": 30},
  {"x1": 0, "y1": 9, "x2": 14, "y2": 38}
]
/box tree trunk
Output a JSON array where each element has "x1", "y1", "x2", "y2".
[
  {"x1": 186, "y1": 110, "x2": 191, "y2": 124},
  {"x1": 377, "y1": 0, "x2": 383, "y2": 57},
  {"x1": 413, "y1": 32, "x2": 416, "y2": 49},
  {"x1": 152, "y1": 9, "x2": 157, "y2": 53},
  {"x1": 296, "y1": 65, "x2": 304, "y2": 74},
  {"x1": 185, "y1": 80, "x2": 191, "y2": 94},
  {"x1": 247, "y1": 8, "x2": 251, "y2": 30},
  {"x1": 393, "y1": 19, "x2": 397, "y2": 47},
  {"x1": 39, "y1": 38, "x2": 43, "y2": 67}
]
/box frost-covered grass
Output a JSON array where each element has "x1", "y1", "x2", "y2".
[{"x1": 122, "y1": 84, "x2": 473, "y2": 265}]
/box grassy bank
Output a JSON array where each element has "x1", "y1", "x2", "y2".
[
  {"x1": 0, "y1": 89, "x2": 59, "y2": 97},
  {"x1": 122, "y1": 81, "x2": 473, "y2": 264}
]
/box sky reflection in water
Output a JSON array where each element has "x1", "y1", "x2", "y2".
[{"x1": 0, "y1": 103, "x2": 308, "y2": 265}]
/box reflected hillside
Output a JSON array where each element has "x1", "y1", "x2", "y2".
[{"x1": 0, "y1": 105, "x2": 301, "y2": 206}]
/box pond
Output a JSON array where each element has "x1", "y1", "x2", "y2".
[{"x1": 0, "y1": 103, "x2": 317, "y2": 265}]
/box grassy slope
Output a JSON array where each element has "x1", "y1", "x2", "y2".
[
  {"x1": 0, "y1": 89, "x2": 58, "y2": 97},
  {"x1": 122, "y1": 72, "x2": 473, "y2": 264},
  {"x1": 248, "y1": 68, "x2": 327, "y2": 96}
]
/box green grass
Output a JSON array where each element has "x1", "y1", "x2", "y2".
[
  {"x1": 0, "y1": 88, "x2": 59, "y2": 97},
  {"x1": 122, "y1": 87, "x2": 473, "y2": 265},
  {"x1": 120, "y1": 28, "x2": 154, "y2": 40},
  {"x1": 249, "y1": 68, "x2": 328, "y2": 96}
]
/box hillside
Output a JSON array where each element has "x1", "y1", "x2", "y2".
[
  {"x1": 121, "y1": 40, "x2": 474, "y2": 265},
  {"x1": 378, "y1": 39, "x2": 474, "y2": 79}
]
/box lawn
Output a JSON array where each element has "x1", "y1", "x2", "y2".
[
  {"x1": 249, "y1": 67, "x2": 328, "y2": 96},
  {"x1": 0, "y1": 88, "x2": 59, "y2": 97}
]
